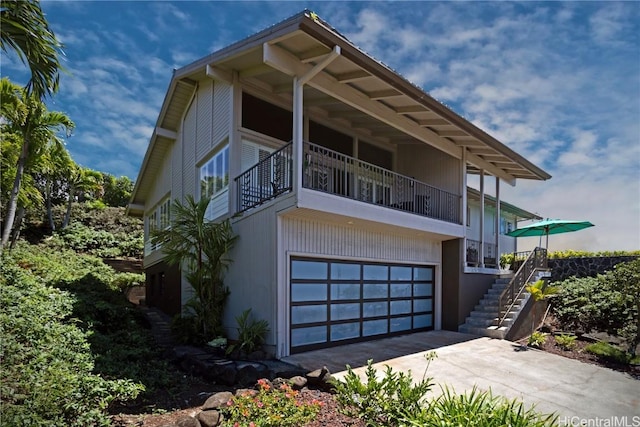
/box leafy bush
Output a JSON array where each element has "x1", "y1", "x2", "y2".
[
  {"x1": 226, "y1": 308, "x2": 270, "y2": 356},
  {"x1": 551, "y1": 259, "x2": 639, "y2": 354},
  {"x1": 46, "y1": 221, "x2": 143, "y2": 258},
  {"x1": 0, "y1": 252, "x2": 144, "y2": 426},
  {"x1": 554, "y1": 334, "x2": 577, "y2": 350},
  {"x1": 221, "y1": 378, "x2": 322, "y2": 427},
  {"x1": 406, "y1": 386, "x2": 558, "y2": 426},
  {"x1": 332, "y1": 355, "x2": 435, "y2": 426},
  {"x1": 551, "y1": 275, "x2": 628, "y2": 336}
]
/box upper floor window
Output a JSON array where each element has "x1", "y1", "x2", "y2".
[
  {"x1": 145, "y1": 197, "x2": 171, "y2": 254},
  {"x1": 200, "y1": 145, "x2": 229, "y2": 200}
]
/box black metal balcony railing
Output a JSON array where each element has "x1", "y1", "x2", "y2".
[
  {"x1": 236, "y1": 143, "x2": 293, "y2": 212},
  {"x1": 235, "y1": 140, "x2": 461, "y2": 224},
  {"x1": 302, "y1": 141, "x2": 460, "y2": 224}
]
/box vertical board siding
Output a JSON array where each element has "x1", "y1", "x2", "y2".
[
  {"x1": 397, "y1": 144, "x2": 461, "y2": 194},
  {"x1": 281, "y1": 216, "x2": 441, "y2": 264},
  {"x1": 172, "y1": 136, "x2": 183, "y2": 202},
  {"x1": 196, "y1": 80, "x2": 213, "y2": 163},
  {"x1": 213, "y1": 82, "x2": 231, "y2": 146},
  {"x1": 183, "y1": 99, "x2": 197, "y2": 199},
  {"x1": 225, "y1": 208, "x2": 278, "y2": 344},
  {"x1": 147, "y1": 152, "x2": 172, "y2": 209}
]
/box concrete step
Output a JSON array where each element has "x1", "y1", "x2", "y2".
[{"x1": 458, "y1": 325, "x2": 507, "y2": 339}]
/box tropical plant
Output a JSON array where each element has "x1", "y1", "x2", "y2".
[
  {"x1": 0, "y1": 77, "x2": 74, "y2": 248},
  {"x1": 61, "y1": 165, "x2": 102, "y2": 228},
  {"x1": 0, "y1": 0, "x2": 63, "y2": 98},
  {"x1": 226, "y1": 308, "x2": 270, "y2": 356},
  {"x1": 525, "y1": 279, "x2": 558, "y2": 338},
  {"x1": 332, "y1": 354, "x2": 436, "y2": 426},
  {"x1": 152, "y1": 195, "x2": 237, "y2": 343}
]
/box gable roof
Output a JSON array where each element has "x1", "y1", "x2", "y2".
[{"x1": 129, "y1": 10, "x2": 550, "y2": 215}]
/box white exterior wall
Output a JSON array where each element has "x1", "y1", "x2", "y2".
[
  {"x1": 397, "y1": 144, "x2": 461, "y2": 194},
  {"x1": 213, "y1": 82, "x2": 231, "y2": 147},
  {"x1": 224, "y1": 205, "x2": 279, "y2": 348},
  {"x1": 196, "y1": 79, "x2": 213, "y2": 163},
  {"x1": 276, "y1": 214, "x2": 442, "y2": 357}
]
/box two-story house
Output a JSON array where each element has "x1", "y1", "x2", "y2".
[{"x1": 128, "y1": 11, "x2": 549, "y2": 357}]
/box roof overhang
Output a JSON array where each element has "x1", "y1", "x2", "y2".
[
  {"x1": 467, "y1": 187, "x2": 541, "y2": 221},
  {"x1": 129, "y1": 10, "x2": 550, "y2": 214}
]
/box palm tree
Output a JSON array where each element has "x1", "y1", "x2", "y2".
[
  {"x1": 1, "y1": 0, "x2": 63, "y2": 98},
  {"x1": 61, "y1": 165, "x2": 102, "y2": 228},
  {"x1": 152, "y1": 195, "x2": 238, "y2": 342},
  {"x1": 1, "y1": 78, "x2": 74, "y2": 248}
]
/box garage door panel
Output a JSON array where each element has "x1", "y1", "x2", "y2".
[{"x1": 290, "y1": 258, "x2": 434, "y2": 353}]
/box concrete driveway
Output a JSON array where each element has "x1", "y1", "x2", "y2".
[{"x1": 283, "y1": 331, "x2": 639, "y2": 423}]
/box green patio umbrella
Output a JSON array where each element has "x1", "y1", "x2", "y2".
[{"x1": 506, "y1": 219, "x2": 595, "y2": 249}]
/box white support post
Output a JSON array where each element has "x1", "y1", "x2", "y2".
[
  {"x1": 479, "y1": 169, "x2": 485, "y2": 268},
  {"x1": 495, "y1": 177, "x2": 501, "y2": 268},
  {"x1": 461, "y1": 148, "x2": 468, "y2": 265},
  {"x1": 293, "y1": 77, "x2": 304, "y2": 193}
]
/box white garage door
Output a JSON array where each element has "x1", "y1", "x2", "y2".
[{"x1": 290, "y1": 258, "x2": 434, "y2": 353}]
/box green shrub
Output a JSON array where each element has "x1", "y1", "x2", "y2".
[
  {"x1": 110, "y1": 272, "x2": 145, "y2": 291},
  {"x1": 332, "y1": 354, "x2": 435, "y2": 426},
  {"x1": 221, "y1": 378, "x2": 322, "y2": 427},
  {"x1": 554, "y1": 334, "x2": 577, "y2": 350},
  {"x1": 584, "y1": 342, "x2": 631, "y2": 364},
  {"x1": 0, "y1": 254, "x2": 144, "y2": 426},
  {"x1": 528, "y1": 331, "x2": 548, "y2": 348},
  {"x1": 551, "y1": 276, "x2": 629, "y2": 335},
  {"x1": 406, "y1": 386, "x2": 558, "y2": 426}
]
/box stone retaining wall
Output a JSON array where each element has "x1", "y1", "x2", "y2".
[{"x1": 549, "y1": 256, "x2": 638, "y2": 282}]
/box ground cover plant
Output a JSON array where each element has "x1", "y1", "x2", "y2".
[
  {"x1": 220, "y1": 378, "x2": 322, "y2": 427},
  {"x1": 0, "y1": 242, "x2": 188, "y2": 426},
  {"x1": 0, "y1": 246, "x2": 144, "y2": 426}
]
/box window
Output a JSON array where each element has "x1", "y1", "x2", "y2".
[
  {"x1": 200, "y1": 145, "x2": 229, "y2": 200},
  {"x1": 145, "y1": 197, "x2": 171, "y2": 253},
  {"x1": 500, "y1": 217, "x2": 514, "y2": 235}
]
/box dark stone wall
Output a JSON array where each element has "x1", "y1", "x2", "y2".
[{"x1": 549, "y1": 256, "x2": 638, "y2": 282}]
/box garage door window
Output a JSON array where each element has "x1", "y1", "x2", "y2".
[{"x1": 290, "y1": 258, "x2": 434, "y2": 353}]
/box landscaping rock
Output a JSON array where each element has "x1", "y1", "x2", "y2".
[
  {"x1": 289, "y1": 375, "x2": 308, "y2": 390},
  {"x1": 306, "y1": 366, "x2": 334, "y2": 391},
  {"x1": 202, "y1": 392, "x2": 233, "y2": 411},
  {"x1": 197, "y1": 410, "x2": 222, "y2": 427},
  {"x1": 236, "y1": 364, "x2": 259, "y2": 387},
  {"x1": 175, "y1": 415, "x2": 201, "y2": 427}
]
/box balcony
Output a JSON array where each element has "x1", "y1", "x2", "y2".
[
  {"x1": 235, "y1": 141, "x2": 461, "y2": 225},
  {"x1": 466, "y1": 238, "x2": 497, "y2": 268}
]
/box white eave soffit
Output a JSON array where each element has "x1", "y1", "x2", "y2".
[{"x1": 261, "y1": 40, "x2": 518, "y2": 186}]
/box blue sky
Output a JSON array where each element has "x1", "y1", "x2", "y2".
[{"x1": 2, "y1": 1, "x2": 639, "y2": 251}]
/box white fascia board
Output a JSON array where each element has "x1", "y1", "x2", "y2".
[{"x1": 155, "y1": 126, "x2": 177, "y2": 140}]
